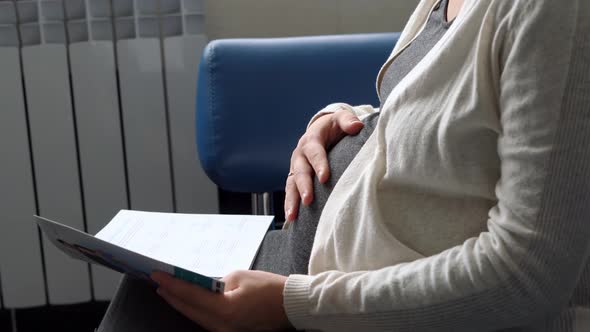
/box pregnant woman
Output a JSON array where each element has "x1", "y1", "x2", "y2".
[{"x1": 99, "y1": 0, "x2": 590, "y2": 330}]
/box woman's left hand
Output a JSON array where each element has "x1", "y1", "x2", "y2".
[{"x1": 151, "y1": 270, "x2": 292, "y2": 332}]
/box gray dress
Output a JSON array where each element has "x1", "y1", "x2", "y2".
[{"x1": 97, "y1": 1, "x2": 453, "y2": 330}]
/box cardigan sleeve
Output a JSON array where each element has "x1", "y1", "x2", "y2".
[{"x1": 284, "y1": 1, "x2": 590, "y2": 331}]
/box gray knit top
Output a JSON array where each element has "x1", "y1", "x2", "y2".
[{"x1": 379, "y1": 0, "x2": 453, "y2": 108}]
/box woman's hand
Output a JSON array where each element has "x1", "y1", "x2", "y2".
[
  {"x1": 285, "y1": 109, "x2": 364, "y2": 222},
  {"x1": 152, "y1": 270, "x2": 292, "y2": 332}
]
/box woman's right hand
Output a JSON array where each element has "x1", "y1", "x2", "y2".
[{"x1": 284, "y1": 109, "x2": 365, "y2": 222}]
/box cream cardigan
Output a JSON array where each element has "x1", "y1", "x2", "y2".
[{"x1": 283, "y1": 0, "x2": 590, "y2": 331}]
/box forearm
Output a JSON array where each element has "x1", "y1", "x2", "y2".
[{"x1": 285, "y1": 216, "x2": 590, "y2": 331}]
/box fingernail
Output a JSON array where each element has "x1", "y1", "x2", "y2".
[
  {"x1": 283, "y1": 220, "x2": 293, "y2": 229},
  {"x1": 286, "y1": 209, "x2": 292, "y2": 218},
  {"x1": 318, "y1": 170, "x2": 325, "y2": 179},
  {"x1": 156, "y1": 288, "x2": 163, "y2": 296}
]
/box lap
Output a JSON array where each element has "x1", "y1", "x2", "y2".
[
  {"x1": 97, "y1": 275, "x2": 202, "y2": 332},
  {"x1": 98, "y1": 113, "x2": 380, "y2": 332}
]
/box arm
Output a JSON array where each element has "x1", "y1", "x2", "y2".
[
  {"x1": 284, "y1": 105, "x2": 377, "y2": 222},
  {"x1": 284, "y1": 1, "x2": 590, "y2": 330}
]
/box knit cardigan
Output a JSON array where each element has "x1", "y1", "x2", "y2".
[{"x1": 283, "y1": 0, "x2": 590, "y2": 331}]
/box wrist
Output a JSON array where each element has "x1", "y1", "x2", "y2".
[{"x1": 276, "y1": 276, "x2": 294, "y2": 329}]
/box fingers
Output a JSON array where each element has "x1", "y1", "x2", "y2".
[
  {"x1": 304, "y1": 110, "x2": 362, "y2": 183},
  {"x1": 302, "y1": 139, "x2": 330, "y2": 184},
  {"x1": 221, "y1": 270, "x2": 246, "y2": 292},
  {"x1": 156, "y1": 287, "x2": 220, "y2": 330},
  {"x1": 284, "y1": 110, "x2": 364, "y2": 221},
  {"x1": 291, "y1": 155, "x2": 315, "y2": 205},
  {"x1": 334, "y1": 109, "x2": 364, "y2": 136},
  {"x1": 151, "y1": 271, "x2": 224, "y2": 313},
  {"x1": 285, "y1": 141, "x2": 318, "y2": 221},
  {"x1": 284, "y1": 175, "x2": 300, "y2": 222},
  {"x1": 153, "y1": 271, "x2": 229, "y2": 330},
  {"x1": 287, "y1": 148, "x2": 314, "y2": 205}
]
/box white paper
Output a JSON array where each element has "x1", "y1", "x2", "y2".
[
  {"x1": 36, "y1": 210, "x2": 273, "y2": 293},
  {"x1": 96, "y1": 210, "x2": 273, "y2": 278},
  {"x1": 36, "y1": 214, "x2": 223, "y2": 292}
]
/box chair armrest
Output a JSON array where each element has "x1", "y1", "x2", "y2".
[{"x1": 196, "y1": 32, "x2": 400, "y2": 193}]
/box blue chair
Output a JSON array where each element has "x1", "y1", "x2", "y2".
[{"x1": 196, "y1": 33, "x2": 400, "y2": 215}]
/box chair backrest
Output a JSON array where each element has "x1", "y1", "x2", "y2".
[{"x1": 196, "y1": 33, "x2": 400, "y2": 193}]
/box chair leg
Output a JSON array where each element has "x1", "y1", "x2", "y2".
[
  {"x1": 251, "y1": 193, "x2": 273, "y2": 216},
  {"x1": 10, "y1": 309, "x2": 16, "y2": 332},
  {"x1": 262, "y1": 192, "x2": 273, "y2": 216},
  {"x1": 251, "y1": 193, "x2": 260, "y2": 215}
]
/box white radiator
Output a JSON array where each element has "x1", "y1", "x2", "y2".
[{"x1": 0, "y1": 0, "x2": 217, "y2": 309}]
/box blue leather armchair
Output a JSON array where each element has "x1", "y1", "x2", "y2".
[{"x1": 196, "y1": 33, "x2": 400, "y2": 213}]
